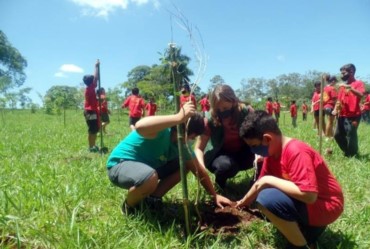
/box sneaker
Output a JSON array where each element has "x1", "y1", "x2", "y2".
[
  {"x1": 89, "y1": 146, "x2": 99, "y2": 153},
  {"x1": 143, "y1": 196, "x2": 163, "y2": 210}
]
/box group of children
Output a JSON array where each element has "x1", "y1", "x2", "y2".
[{"x1": 80, "y1": 61, "x2": 370, "y2": 248}]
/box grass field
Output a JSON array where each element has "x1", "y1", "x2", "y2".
[{"x1": 1, "y1": 109, "x2": 369, "y2": 249}]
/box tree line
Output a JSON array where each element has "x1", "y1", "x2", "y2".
[{"x1": 1, "y1": 30, "x2": 369, "y2": 115}]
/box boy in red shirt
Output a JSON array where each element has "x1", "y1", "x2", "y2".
[
  {"x1": 273, "y1": 99, "x2": 281, "y2": 125},
  {"x1": 236, "y1": 111, "x2": 344, "y2": 249},
  {"x1": 180, "y1": 84, "x2": 197, "y2": 109},
  {"x1": 323, "y1": 76, "x2": 338, "y2": 138},
  {"x1": 97, "y1": 87, "x2": 111, "y2": 134},
  {"x1": 301, "y1": 101, "x2": 308, "y2": 121},
  {"x1": 290, "y1": 100, "x2": 297, "y2": 128},
  {"x1": 83, "y1": 60, "x2": 100, "y2": 152},
  {"x1": 362, "y1": 91, "x2": 370, "y2": 123},
  {"x1": 311, "y1": 81, "x2": 325, "y2": 135},
  {"x1": 122, "y1": 88, "x2": 146, "y2": 130},
  {"x1": 265, "y1": 97, "x2": 274, "y2": 116},
  {"x1": 145, "y1": 97, "x2": 157, "y2": 116},
  {"x1": 198, "y1": 94, "x2": 210, "y2": 117},
  {"x1": 333, "y1": 63, "x2": 365, "y2": 157}
]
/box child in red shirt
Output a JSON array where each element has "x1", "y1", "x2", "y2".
[
  {"x1": 199, "y1": 94, "x2": 210, "y2": 117},
  {"x1": 301, "y1": 101, "x2": 308, "y2": 121},
  {"x1": 311, "y1": 81, "x2": 325, "y2": 135},
  {"x1": 333, "y1": 63, "x2": 365, "y2": 157},
  {"x1": 145, "y1": 98, "x2": 157, "y2": 116},
  {"x1": 236, "y1": 111, "x2": 344, "y2": 249},
  {"x1": 83, "y1": 60, "x2": 100, "y2": 152},
  {"x1": 290, "y1": 100, "x2": 297, "y2": 128},
  {"x1": 122, "y1": 88, "x2": 146, "y2": 130},
  {"x1": 97, "y1": 87, "x2": 111, "y2": 134},
  {"x1": 180, "y1": 84, "x2": 197, "y2": 109},
  {"x1": 362, "y1": 91, "x2": 370, "y2": 123},
  {"x1": 323, "y1": 76, "x2": 338, "y2": 138},
  {"x1": 272, "y1": 99, "x2": 281, "y2": 125},
  {"x1": 265, "y1": 97, "x2": 274, "y2": 116}
]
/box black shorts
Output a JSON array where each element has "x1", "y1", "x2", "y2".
[
  {"x1": 101, "y1": 112, "x2": 110, "y2": 123},
  {"x1": 324, "y1": 108, "x2": 333, "y2": 116},
  {"x1": 84, "y1": 110, "x2": 99, "y2": 134},
  {"x1": 129, "y1": 117, "x2": 141, "y2": 126},
  {"x1": 314, "y1": 110, "x2": 320, "y2": 117}
]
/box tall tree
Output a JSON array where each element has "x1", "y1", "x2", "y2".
[
  {"x1": 208, "y1": 75, "x2": 225, "y2": 93},
  {"x1": 44, "y1": 85, "x2": 80, "y2": 114},
  {"x1": 0, "y1": 30, "x2": 28, "y2": 108}
]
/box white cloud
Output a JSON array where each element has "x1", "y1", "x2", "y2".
[
  {"x1": 54, "y1": 72, "x2": 68, "y2": 78},
  {"x1": 70, "y1": 0, "x2": 160, "y2": 18},
  {"x1": 59, "y1": 64, "x2": 84, "y2": 73}
]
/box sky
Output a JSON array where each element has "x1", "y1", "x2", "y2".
[{"x1": 1, "y1": 0, "x2": 370, "y2": 105}]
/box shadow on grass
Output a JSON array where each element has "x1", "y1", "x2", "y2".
[{"x1": 318, "y1": 229, "x2": 357, "y2": 249}]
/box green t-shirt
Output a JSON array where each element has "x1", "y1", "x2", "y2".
[{"x1": 106, "y1": 129, "x2": 188, "y2": 169}]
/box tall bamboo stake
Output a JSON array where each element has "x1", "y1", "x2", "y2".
[
  {"x1": 169, "y1": 43, "x2": 191, "y2": 235},
  {"x1": 318, "y1": 75, "x2": 326, "y2": 155}
]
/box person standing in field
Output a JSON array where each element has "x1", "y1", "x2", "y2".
[
  {"x1": 323, "y1": 76, "x2": 338, "y2": 138},
  {"x1": 333, "y1": 63, "x2": 365, "y2": 157},
  {"x1": 106, "y1": 102, "x2": 233, "y2": 214},
  {"x1": 302, "y1": 101, "x2": 308, "y2": 121},
  {"x1": 97, "y1": 87, "x2": 111, "y2": 134},
  {"x1": 265, "y1": 97, "x2": 274, "y2": 116},
  {"x1": 236, "y1": 111, "x2": 344, "y2": 249},
  {"x1": 83, "y1": 60, "x2": 100, "y2": 153},
  {"x1": 194, "y1": 84, "x2": 255, "y2": 189},
  {"x1": 180, "y1": 83, "x2": 197, "y2": 109},
  {"x1": 311, "y1": 81, "x2": 325, "y2": 135},
  {"x1": 145, "y1": 97, "x2": 157, "y2": 116},
  {"x1": 122, "y1": 87, "x2": 146, "y2": 130},
  {"x1": 361, "y1": 91, "x2": 370, "y2": 123},
  {"x1": 199, "y1": 94, "x2": 210, "y2": 117},
  {"x1": 273, "y1": 99, "x2": 281, "y2": 125},
  {"x1": 290, "y1": 100, "x2": 297, "y2": 128}
]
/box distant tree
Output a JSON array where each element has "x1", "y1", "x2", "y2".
[
  {"x1": 44, "y1": 85, "x2": 80, "y2": 115},
  {"x1": 208, "y1": 75, "x2": 225, "y2": 93},
  {"x1": 121, "y1": 65, "x2": 151, "y2": 96},
  {"x1": 0, "y1": 30, "x2": 28, "y2": 109}
]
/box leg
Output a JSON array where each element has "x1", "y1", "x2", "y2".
[
  {"x1": 334, "y1": 117, "x2": 348, "y2": 154},
  {"x1": 208, "y1": 154, "x2": 239, "y2": 188},
  {"x1": 256, "y1": 188, "x2": 315, "y2": 247},
  {"x1": 345, "y1": 117, "x2": 360, "y2": 156}
]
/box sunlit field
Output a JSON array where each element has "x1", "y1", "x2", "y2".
[{"x1": 1, "y1": 109, "x2": 369, "y2": 248}]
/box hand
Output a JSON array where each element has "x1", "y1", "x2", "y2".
[
  {"x1": 338, "y1": 83, "x2": 350, "y2": 89},
  {"x1": 179, "y1": 102, "x2": 196, "y2": 121},
  {"x1": 214, "y1": 194, "x2": 233, "y2": 209},
  {"x1": 95, "y1": 59, "x2": 100, "y2": 67}
]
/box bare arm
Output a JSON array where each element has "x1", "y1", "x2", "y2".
[
  {"x1": 93, "y1": 60, "x2": 99, "y2": 87},
  {"x1": 135, "y1": 102, "x2": 195, "y2": 139},
  {"x1": 236, "y1": 175, "x2": 317, "y2": 208},
  {"x1": 193, "y1": 133, "x2": 210, "y2": 170}
]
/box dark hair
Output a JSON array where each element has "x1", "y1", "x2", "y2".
[
  {"x1": 267, "y1": 97, "x2": 272, "y2": 101},
  {"x1": 340, "y1": 63, "x2": 356, "y2": 74},
  {"x1": 328, "y1": 76, "x2": 337, "y2": 83},
  {"x1": 181, "y1": 84, "x2": 191, "y2": 93},
  {"x1": 291, "y1": 100, "x2": 296, "y2": 104},
  {"x1": 314, "y1": 81, "x2": 321, "y2": 87},
  {"x1": 83, "y1": 75, "x2": 94, "y2": 86},
  {"x1": 239, "y1": 110, "x2": 281, "y2": 140},
  {"x1": 171, "y1": 112, "x2": 205, "y2": 137},
  {"x1": 96, "y1": 87, "x2": 105, "y2": 95},
  {"x1": 132, "y1": 87, "x2": 139, "y2": 95}
]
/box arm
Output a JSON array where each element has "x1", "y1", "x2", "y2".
[
  {"x1": 187, "y1": 158, "x2": 233, "y2": 208},
  {"x1": 93, "y1": 60, "x2": 99, "y2": 87},
  {"x1": 236, "y1": 175, "x2": 317, "y2": 208},
  {"x1": 193, "y1": 133, "x2": 210, "y2": 171},
  {"x1": 135, "y1": 101, "x2": 195, "y2": 139}
]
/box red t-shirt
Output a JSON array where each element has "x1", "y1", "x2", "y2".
[
  {"x1": 199, "y1": 97, "x2": 210, "y2": 112},
  {"x1": 259, "y1": 139, "x2": 344, "y2": 226},
  {"x1": 145, "y1": 103, "x2": 157, "y2": 116},
  {"x1": 290, "y1": 104, "x2": 297, "y2": 117},
  {"x1": 122, "y1": 95, "x2": 145, "y2": 118},
  {"x1": 99, "y1": 99, "x2": 108, "y2": 113},
  {"x1": 84, "y1": 83, "x2": 98, "y2": 111},
  {"x1": 311, "y1": 91, "x2": 321, "y2": 111},
  {"x1": 323, "y1": 85, "x2": 337, "y2": 109},
  {"x1": 363, "y1": 94, "x2": 370, "y2": 111},
  {"x1": 273, "y1": 102, "x2": 281, "y2": 114},
  {"x1": 265, "y1": 101, "x2": 273, "y2": 115},
  {"x1": 302, "y1": 104, "x2": 308, "y2": 113},
  {"x1": 180, "y1": 94, "x2": 197, "y2": 109},
  {"x1": 337, "y1": 80, "x2": 365, "y2": 117}
]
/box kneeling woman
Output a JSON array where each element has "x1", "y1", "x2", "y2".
[{"x1": 106, "y1": 102, "x2": 232, "y2": 213}]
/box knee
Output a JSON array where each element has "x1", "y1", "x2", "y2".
[{"x1": 141, "y1": 172, "x2": 159, "y2": 194}]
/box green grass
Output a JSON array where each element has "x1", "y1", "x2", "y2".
[{"x1": 0, "y1": 109, "x2": 369, "y2": 248}]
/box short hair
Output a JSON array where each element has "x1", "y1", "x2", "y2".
[
  {"x1": 132, "y1": 87, "x2": 139, "y2": 95},
  {"x1": 340, "y1": 63, "x2": 356, "y2": 74},
  {"x1": 267, "y1": 97, "x2": 272, "y2": 101},
  {"x1": 239, "y1": 110, "x2": 281, "y2": 140},
  {"x1": 314, "y1": 81, "x2": 321, "y2": 87},
  {"x1": 171, "y1": 112, "x2": 205, "y2": 137},
  {"x1": 83, "y1": 75, "x2": 94, "y2": 86},
  {"x1": 96, "y1": 87, "x2": 105, "y2": 95},
  {"x1": 328, "y1": 76, "x2": 337, "y2": 83}
]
